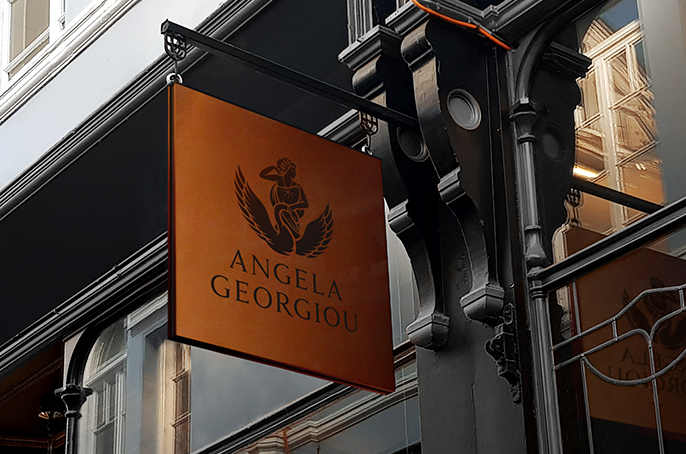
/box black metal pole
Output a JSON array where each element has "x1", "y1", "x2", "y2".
[
  {"x1": 161, "y1": 20, "x2": 421, "y2": 132},
  {"x1": 570, "y1": 176, "x2": 662, "y2": 214}
]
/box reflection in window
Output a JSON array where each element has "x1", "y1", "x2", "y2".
[
  {"x1": 155, "y1": 329, "x2": 192, "y2": 454},
  {"x1": 552, "y1": 225, "x2": 686, "y2": 454},
  {"x1": 170, "y1": 344, "x2": 191, "y2": 454},
  {"x1": 80, "y1": 213, "x2": 416, "y2": 453},
  {"x1": 81, "y1": 319, "x2": 127, "y2": 454},
  {"x1": 563, "y1": 0, "x2": 662, "y2": 252},
  {"x1": 236, "y1": 361, "x2": 420, "y2": 454},
  {"x1": 189, "y1": 211, "x2": 416, "y2": 449},
  {"x1": 79, "y1": 297, "x2": 191, "y2": 454},
  {"x1": 79, "y1": 298, "x2": 407, "y2": 453},
  {"x1": 190, "y1": 349, "x2": 328, "y2": 450},
  {"x1": 551, "y1": 2, "x2": 686, "y2": 450}
]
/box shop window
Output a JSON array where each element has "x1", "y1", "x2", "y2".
[
  {"x1": 559, "y1": 0, "x2": 663, "y2": 252},
  {"x1": 77, "y1": 249, "x2": 416, "y2": 454},
  {"x1": 79, "y1": 297, "x2": 192, "y2": 454},
  {"x1": 235, "y1": 360, "x2": 420, "y2": 454},
  {"x1": 189, "y1": 347, "x2": 328, "y2": 450},
  {"x1": 551, "y1": 224, "x2": 686, "y2": 454},
  {"x1": 76, "y1": 208, "x2": 417, "y2": 453},
  {"x1": 189, "y1": 221, "x2": 417, "y2": 450},
  {"x1": 81, "y1": 319, "x2": 127, "y2": 454},
  {"x1": 546, "y1": 1, "x2": 686, "y2": 452},
  {"x1": 168, "y1": 343, "x2": 191, "y2": 454}
]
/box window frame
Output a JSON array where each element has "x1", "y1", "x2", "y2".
[
  {"x1": 0, "y1": 0, "x2": 61, "y2": 86},
  {"x1": 0, "y1": 0, "x2": 140, "y2": 124}
]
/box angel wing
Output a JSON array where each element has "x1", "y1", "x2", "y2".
[
  {"x1": 235, "y1": 167, "x2": 279, "y2": 249},
  {"x1": 296, "y1": 204, "x2": 334, "y2": 258}
]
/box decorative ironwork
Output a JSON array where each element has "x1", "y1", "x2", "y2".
[
  {"x1": 554, "y1": 282, "x2": 686, "y2": 383},
  {"x1": 485, "y1": 303, "x2": 522, "y2": 402},
  {"x1": 164, "y1": 30, "x2": 188, "y2": 62},
  {"x1": 566, "y1": 187, "x2": 582, "y2": 208},
  {"x1": 361, "y1": 143, "x2": 372, "y2": 155},
  {"x1": 553, "y1": 277, "x2": 686, "y2": 454},
  {"x1": 358, "y1": 111, "x2": 378, "y2": 136},
  {"x1": 566, "y1": 187, "x2": 582, "y2": 225},
  {"x1": 359, "y1": 111, "x2": 377, "y2": 155},
  {"x1": 164, "y1": 29, "x2": 187, "y2": 84},
  {"x1": 55, "y1": 384, "x2": 92, "y2": 419},
  {"x1": 160, "y1": 21, "x2": 420, "y2": 132},
  {"x1": 166, "y1": 73, "x2": 183, "y2": 85}
]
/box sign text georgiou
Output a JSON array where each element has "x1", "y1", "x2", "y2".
[{"x1": 210, "y1": 250, "x2": 358, "y2": 332}]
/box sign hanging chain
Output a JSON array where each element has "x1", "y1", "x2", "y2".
[
  {"x1": 359, "y1": 111, "x2": 378, "y2": 155},
  {"x1": 164, "y1": 29, "x2": 187, "y2": 84}
]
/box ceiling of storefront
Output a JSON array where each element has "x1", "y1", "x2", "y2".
[{"x1": 0, "y1": 343, "x2": 64, "y2": 453}]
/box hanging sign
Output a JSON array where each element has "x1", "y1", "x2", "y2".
[{"x1": 168, "y1": 84, "x2": 394, "y2": 393}]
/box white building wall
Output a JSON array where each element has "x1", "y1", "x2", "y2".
[{"x1": 0, "y1": 0, "x2": 220, "y2": 190}]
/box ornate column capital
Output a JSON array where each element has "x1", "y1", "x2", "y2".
[{"x1": 56, "y1": 384, "x2": 92, "y2": 419}]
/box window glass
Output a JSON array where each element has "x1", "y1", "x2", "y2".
[
  {"x1": 551, "y1": 224, "x2": 686, "y2": 453},
  {"x1": 189, "y1": 350, "x2": 327, "y2": 451},
  {"x1": 80, "y1": 318, "x2": 128, "y2": 454},
  {"x1": 79, "y1": 296, "x2": 191, "y2": 454},
  {"x1": 79, "y1": 220, "x2": 416, "y2": 453},
  {"x1": 10, "y1": 0, "x2": 50, "y2": 60},
  {"x1": 558, "y1": 0, "x2": 686, "y2": 258},
  {"x1": 191, "y1": 216, "x2": 417, "y2": 449},
  {"x1": 550, "y1": 5, "x2": 686, "y2": 450},
  {"x1": 572, "y1": 189, "x2": 612, "y2": 235},
  {"x1": 236, "y1": 362, "x2": 421, "y2": 454},
  {"x1": 595, "y1": 0, "x2": 639, "y2": 35}
]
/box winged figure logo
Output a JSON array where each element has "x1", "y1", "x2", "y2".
[
  {"x1": 622, "y1": 277, "x2": 686, "y2": 351},
  {"x1": 235, "y1": 159, "x2": 334, "y2": 258}
]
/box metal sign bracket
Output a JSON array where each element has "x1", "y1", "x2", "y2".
[{"x1": 161, "y1": 20, "x2": 420, "y2": 133}]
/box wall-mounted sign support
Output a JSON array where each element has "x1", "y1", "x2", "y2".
[{"x1": 160, "y1": 20, "x2": 420, "y2": 133}]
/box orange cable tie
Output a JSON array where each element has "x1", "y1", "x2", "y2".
[
  {"x1": 411, "y1": 0, "x2": 477, "y2": 30},
  {"x1": 411, "y1": 0, "x2": 511, "y2": 51},
  {"x1": 477, "y1": 27, "x2": 512, "y2": 51}
]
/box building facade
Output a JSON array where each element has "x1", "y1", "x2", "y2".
[{"x1": 1, "y1": 0, "x2": 685, "y2": 453}]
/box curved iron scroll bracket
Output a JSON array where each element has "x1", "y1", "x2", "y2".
[
  {"x1": 163, "y1": 29, "x2": 188, "y2": 62},
  {"x1": 400, "y1": 19, "x2": 505, "y2": 323}
]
